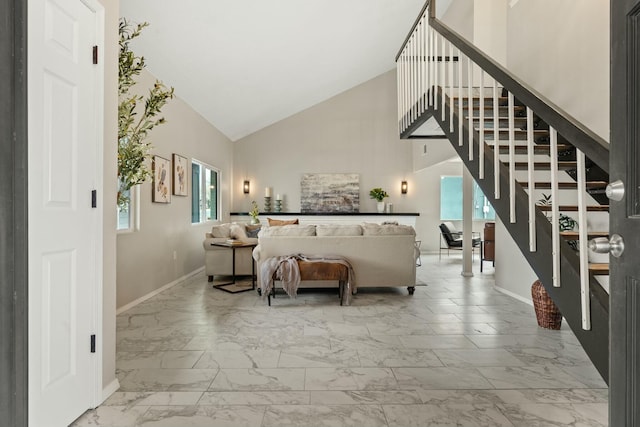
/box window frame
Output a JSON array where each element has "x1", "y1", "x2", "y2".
[
  {"x1": 439, "y1": 175, "x2": 495, "y2": 221},
  {"x1": 117, "y1": 184, "x2": 140, "y2": 233},
  {"x1": 191, "y1": 159, "x2": 221, "y2": 224}
]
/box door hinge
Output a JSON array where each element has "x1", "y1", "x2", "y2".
[
  {"x1": 91, "y1": 190, "x2": 97, "y2": 208},
  {"x1": 92, "y1": 46, "x2": 98, "y2": 64},
  {"x1": 90, "y1": 334, "x2": 96, "y2": 353}
]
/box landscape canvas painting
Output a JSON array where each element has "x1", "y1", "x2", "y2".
[{"x1": 300, "y1": 173, "x2": 359, "y2": 212}]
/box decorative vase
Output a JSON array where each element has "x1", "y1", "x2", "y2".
[
  {"x1": 250, "y1": 217, "x2": 260, "y2": 225},
  {"x1": 377, "y1": 201, "x2": 385, "y2": 213},
  {"x1": 531, "y1": 280, "x2": 562, "y2": 330}
]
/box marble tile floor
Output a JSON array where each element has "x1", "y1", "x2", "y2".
[{"x1": 72, "y1": 254, "x2": 608, "y2": 427}]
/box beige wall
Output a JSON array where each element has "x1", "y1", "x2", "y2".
[
  {"x1": 232, "y1": 69, "x2": 491, "y2": 251},
  {"x1": 233, "y1": 70, "x2": 417, "y2": 222},
  {"x1": 100, "y1": 0, "x2": 119, "y2": 399},
  {"x1": 506, "y1": 0, "x2": 609, "y2": 141},
  {"x1": 494, "y1": 217, "x2": 537, "y2": 302},
  {"x1": 473, "y1": 0, "x2": 507, "y2": 66},
  {"x1": 440, "y1": 0, "x2": 474, "y2": 41},
  {"x1": 116, "y1": 70, "x2": 234, "y2": 309}
]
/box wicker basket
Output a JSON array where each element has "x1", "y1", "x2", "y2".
[{"x1": 531, "y1": 280, "x2": 562, "y2": 330}]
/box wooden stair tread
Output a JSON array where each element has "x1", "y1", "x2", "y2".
[
  {"x1": 507, "y1": 161, "x2": 577, "y2": 170},
  {"x1": 538, "y1": 205, "x2": 609, "y2": 212},
  {"x1": 491, "y1": 144, "x2": 573, "y2": 154},
  {"x1": 560, "y1": 231, "x2": 609, "y2": 239},
  {"x1": 481, "y1": 128, "x2": 548, "y2": 134},
  {"x1": 518, "y1": 181, "x2": 608, "y2": 189},
  {"x1": 589, "y1": 263, "x2": 610, "y2": 275},
  {"x1": 464, "y1": 105, "x2": 527, "y2": 111},
  {"x1": 468, "y1": 116, "x2": 528, "y2": 121},
  {"x1": 451, "y1": 96, "x2": 508, "y2": 101}
]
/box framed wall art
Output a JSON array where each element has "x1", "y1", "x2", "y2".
[
  {"x1": 300, "y1": 173, "x2": 359, "y2": 213},
  {"x1": 152, "y1": 155, "x2": 171, "y2": 203},
  {"x1": 172, "y1": 153, "x2": 188, "y2": 196}
]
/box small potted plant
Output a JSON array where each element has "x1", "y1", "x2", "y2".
[
  {"x1": 249, "y1": 200, "x2": 260, "y2": 224},
  {"x1": 369, "y1": 187, "x2": 389, "y2": 213}
]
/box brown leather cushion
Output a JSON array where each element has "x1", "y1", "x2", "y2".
[
  {"x1": 298, "y1": 261, "x2": 348, "y2": 281},
  {"x1": 267, "y1": 218, "x2": 299, "y2": 226}
]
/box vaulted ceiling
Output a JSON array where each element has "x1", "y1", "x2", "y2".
[{"x1": 120, "y1": 0, "x2": 426, "y2": 141}]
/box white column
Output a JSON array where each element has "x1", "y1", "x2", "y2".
[{"x1": 462, "y1": 166, "x2": 474, "y2": 277}]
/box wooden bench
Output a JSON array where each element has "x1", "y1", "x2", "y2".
[{"x1": 268, "y1": 260, "x2": 349, "y2": 306}]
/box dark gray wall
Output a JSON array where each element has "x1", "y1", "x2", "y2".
[{"x1": 0, "y1": 0, "x2": 28, "y2": 425}]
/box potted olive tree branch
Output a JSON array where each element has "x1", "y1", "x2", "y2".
[{"x1": 118, "y1": 18, "x2": 174, "y2": 208}]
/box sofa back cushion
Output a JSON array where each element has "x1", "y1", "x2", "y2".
[
  {"x1": 362, "y1": 223, "x2": 416, "y2": 236},
  {"x1": 211, "y1": 223, "x2": 232, "y2": 238},
  {"x1": 259, "y1": 224, "x2": 316, "y2": 237},
  {"x1": 316, "y1": 224, "x2": 363, "y2": 236}
]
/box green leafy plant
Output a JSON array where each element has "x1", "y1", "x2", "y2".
[
  {"x1": 118, "y1": 18, "x2": 174, "y2": 208},
  {"x1": 369, "y1": 187, "x2": 389, "y2": 202},
  {"x1": 249, "y1": 201, "x2": 259, "y2": 221},
  {"x1": 537, "y1": 193, "x2": 578, "y2": 250}
]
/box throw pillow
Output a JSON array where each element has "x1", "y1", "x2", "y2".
[
  {"x1": 246, "y1": 224, "x2": 261, "y2": 238},
  {"x1": 267, "y1": 218, "x2": 299, "y2": 226},
  {"x1": 229, "y1": 223, "x2": 249, "y2": 241}
]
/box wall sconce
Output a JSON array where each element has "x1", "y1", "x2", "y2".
[
  {"x1": 243, "y1": 180, "x2": 250, "y2": 194},
  {"x1": 401, "y1": 180, "x2": 408, "y2": 194}
]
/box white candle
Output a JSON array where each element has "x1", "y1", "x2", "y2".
[
  {"x1": 276, "y1": 194, "x2": 281, "y2": 200},
  {"x1": 265, "y1": 187, "x2": 272, "y2": 197}
]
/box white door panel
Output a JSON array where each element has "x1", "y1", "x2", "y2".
[{"x1": 28, "y1": 0, "x2": 101, "y2": 425}]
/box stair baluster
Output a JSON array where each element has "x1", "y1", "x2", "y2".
[
  {"x1": 526, "y1": 107, "x2": 537, "y2": 252},
  {"x1": 479, "y1": 70, "x2": 485, "y2": 179},
  {"x1": 441, "y1": 36, "x2": 446, "y2": 120},
  {"x1": 508, "y1": 92, "x2": 516, "y2": 223},
  {"x1": 550, "y1": 127, "x2": 561, "y2": 287},
  {"x1": 577, "y1": 149, "x2": 591, "y2": 330},
  {"x1": 458, "y1": 53, "x2": 463, "y2": 146},
  {"x1": 467, "y1": 59, "x2": 473, "y2": 161},
  {"x1": 493, "y1": 78, "x2": 500, "y2": 198},
  {"x1": 449, "y1": 44, "x2": 454, "y2": 132}
]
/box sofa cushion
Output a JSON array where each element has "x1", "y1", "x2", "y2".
[
  {"x1": 259, "y1": 224, "x2": 316, "y2": 237},
  {"x1": 211, "y1": 223, "x2": 231, "y2": 238},
  {"x1": 362, "y1": 223, "x2": 416, "y2": 236},
  {"x1": 268, "y1": 218, "x2": 299, "y2": 226},
  {"x1": 316, "y1": 224, "x2": 363, "y2": 236}
]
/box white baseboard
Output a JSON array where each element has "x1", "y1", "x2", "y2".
[
  {"x1": 494, "y1": 285, "x2": 533, "y2": 307},
  {"x1": 100, "y1": 378, "x2": 120, "y2": 404},
  {"x1": 116, "y1": 266, "x2": 204, "y2": 315}
]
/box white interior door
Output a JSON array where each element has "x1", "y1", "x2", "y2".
[{"x1": 28, "y1": 0, "x2": 102, "y2": 425}]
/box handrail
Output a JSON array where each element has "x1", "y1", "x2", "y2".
[
  {"x1": 395, "y1": 0, "x2": 431, "y2": 61},
  {"x1": 427, "y1": 17, "x2": 609, "y2": 173}
]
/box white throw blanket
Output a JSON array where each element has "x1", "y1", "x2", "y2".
[{"x1": 259, "y1": 254, "x2": 356, "y2": 304}]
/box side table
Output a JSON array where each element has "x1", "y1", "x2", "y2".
[{"x1": 210, "y1": 241, "x2": 257, "y2": 293}]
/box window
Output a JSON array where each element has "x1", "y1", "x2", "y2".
[
  {"x1": 440, "y1": 176, "x2": 495, "y2": 220},
  {"x1": 192, "y1": 159, "x2": 219, "y2": 223},
  {"x1": 117, "y1": 184, "x2": 139, "y2": 231}
]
